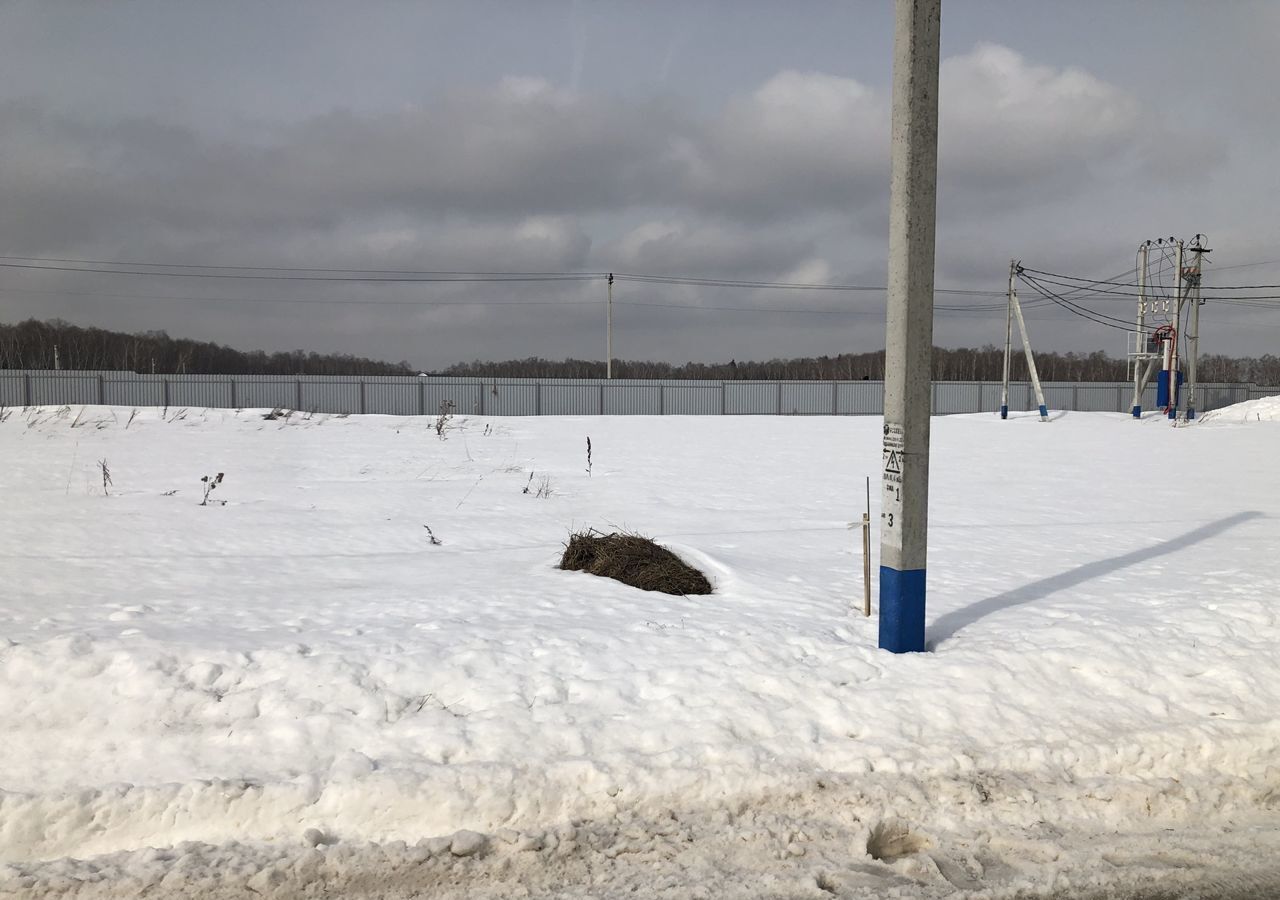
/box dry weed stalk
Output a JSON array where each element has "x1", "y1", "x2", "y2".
[
  {"x1": 200, "y1": 472, "x2": 225, "y2": 506},
  {"x1": 435, "y1": 400, "x2": 456, "y2": 438}
]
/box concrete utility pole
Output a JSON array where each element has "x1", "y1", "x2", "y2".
[
  {"x1": 1186, "y1": 236, "x2": 1208, "y2": 420},
  {"x1": 1009, "y1": 266, "x2": 1049, "y2": 420},
  {"x1": 1168, "y1": 241, "x2": 1184, "y2": 419},
  {"x1": 606, "y1": 273, "x2": 614, "y2": 379},
  {"x1": 879, "y1": 0, "x2": 940, "y2": 654},
  {"x1": 1000, "y1": 263, "x2": 1013, "y2": 419},
  {"x1": 1131, "y1": 243, "x2": 1149, "y2": 417},
  {"x1": 1000, "y1": 261, "x2": 1048, "y2": 421}
]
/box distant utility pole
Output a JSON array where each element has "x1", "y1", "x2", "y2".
[
  {"x1": 1000, "y1": 265, "x2": 1013, "y2": 419},
  {"x1": 1001, "y1": 261, "x2": 1048, "y2": 421},
  {"x1": 606, "y1": 273, "x2": 614, "y2": 379},
  {"x1": 1185, "y1": 235, "x2": 1208, "y2": 420},
  {"x1": 1168, "y1": 240, "x2": 1184, "y2": 419},
  {"x1": 879, "y1": 0, "x2": 940, "y2": 654},
  {"x1": 1130, "y1": 242, "x2": 1150, "y2": 417}
]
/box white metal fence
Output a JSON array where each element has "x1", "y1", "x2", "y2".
[{"x1": 1, "y1": 371, "x2": 1276, "y2": 416}]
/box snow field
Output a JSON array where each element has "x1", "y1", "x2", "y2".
[{"x1": 1, "y1": 403, "x2": 1279, "y2": 897}]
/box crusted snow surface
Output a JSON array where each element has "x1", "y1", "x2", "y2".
[{"x1": 1, "y1": 405, "x2": 1279, "y2": 898}]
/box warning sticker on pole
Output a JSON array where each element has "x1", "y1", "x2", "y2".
[{"x1": 881, "y1": 423, "x2": 904, "y2": 550}]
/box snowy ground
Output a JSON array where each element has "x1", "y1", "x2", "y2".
[{"x1": 1, "y1": 403, "x2": 1279, "y2": 899}]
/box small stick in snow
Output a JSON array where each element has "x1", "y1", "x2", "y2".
[
  {"x1": 455, "y1": 474, "x2": 483, "y2": 509},
  {"x1": 65, "y1": 440, "x2": 79, "y2": 496}
]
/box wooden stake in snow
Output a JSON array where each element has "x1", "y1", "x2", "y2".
[{"x1": 862, "y1": 476, "x2": 872, "y2": 617}]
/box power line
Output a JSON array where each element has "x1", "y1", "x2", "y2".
[
  {"x1": 0, "y1": 286, "x2": 599, "y2": 308},
  {"x1": 0, "y1": 254, "x2": 610, "y2": 278},
  {"x1": 614, "y1": 272, "x2": 1002, "y2": 297},
  {"x1": 1022, "y1": 265, "x2": 1280, "y2": 298},
  {"x1": 0, "y1": 283, "x2": 1029, "y2": 317},
  {"x1": 1209, "y1": 257, "x2": 1280, "y2": 273},
  {"x1": 9, "y1": 250, "x2": 1280, "y2": 295},
  {"x1": 0, "y1": 261, "x2": 598, "y2": 283},
  {"x1": 1020, "y1": 270, "x2": 1280, "y2": 303},
  {"x1": 10, "y1": 252, "x2": 1280, "y2": 320},
  {"x1": 1016, "y1": 274, "x2": 1134, "y2": 332},
  {"x1": 0, "y1": 253, "x2": 1010, "y2": 296}
]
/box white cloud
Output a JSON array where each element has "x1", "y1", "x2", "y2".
[
  {"x1": 939, "y1": 43, "x2": 1142, "y2": 188},
  {"x1": 607, "y1": 220, "x2": 813, "y2": 276},
  {"x1": 676, "y1": 71, "x2": 887, "y2": 219}
]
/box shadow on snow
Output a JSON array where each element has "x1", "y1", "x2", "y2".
[{"x1": 927, "y1": 510, "x2": 1265, "y2": 648}]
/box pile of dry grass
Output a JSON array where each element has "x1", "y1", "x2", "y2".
[{"x1": 559, "y1": 529, "x2": 712, "y2": 596}]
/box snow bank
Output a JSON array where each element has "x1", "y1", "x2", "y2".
[
  {"x1": 2, "y1": 405, "x2": 1279, "y2": 896},
  {"x1": 1196, "y1": 393, "x2": 1280, "y2": 424}
]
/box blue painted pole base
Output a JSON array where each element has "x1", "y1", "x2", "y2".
[
  {"x1": 1037, "y1": 404, "x2": 1048, "y2": 419},
  {"x1": 1000, "y1": 404, "x2": 1008, "y2": 419},
  {"x1": 1132, "y1": 405, "x2": 1142, "y2": 418},
  {"x1": 1187, "y1": 408, "x2": 1196, "y2": 420},
  {"x1": 879, "y1": 566, "x2": 926, "y2": 653}
]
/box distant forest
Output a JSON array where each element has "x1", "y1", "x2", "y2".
[
  {"x1": 0, "y1": 319, "x2": 413, "y2": 376},
  {"x1": 3, "y1": 317, "x2": 1278, "y2": 383},
  {"x1": 444, "y1": 350, "x2": 1280, "y2": 384}
]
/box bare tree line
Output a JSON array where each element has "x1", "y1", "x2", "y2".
[
  {"x1": 445, "y1": 350, "x2": 1280, "y2": 384},
  {"x1": 0, "y1": 319, "x2": 413, "y2": 376},
  {"x1": 3, "y1": 318, "x2": 1277, "y2": 383}
]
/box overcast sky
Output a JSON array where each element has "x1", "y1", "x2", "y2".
[{"x1": 1, "y1": 1, "x2": 1278, "y2": 368}]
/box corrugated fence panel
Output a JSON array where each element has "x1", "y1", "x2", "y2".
[
  {"x1": 234, "y1": 380, "x2": 297, "y2": 410},
  {"x1": 424, "y1": 381, "x2": 484, "y2": 415},
  {"x1": 300, "y1": 381, "x2": 360, "y2": 414},
  {"x1": 781, "y1": 382, "x2": 835, "y2": 415},
  {"x1": 1, "y1": 373, "x2": 27, "y2": 406},
  {"x1": 662, "y1": 385, "x2": 722, "y2": 415},
  {"x1": 1074, "y1": 384, "x2": 1122, "y2": 412},
  {"x1": 3, "y1": 373, "x2": 1275, "y2": 415},
  {"x1": 365, "y1": 382, "x2": 422, "y2": 416},
  {"x1": 604, "y1": 384, "x2": 662, "y2": 415},
  {"x1": 104, "y1": 378, "x2": 164, "y2": 407},
  {"x1": 1018, "y1": 386, "x2": 1039, "y2": 414},
  {"x1": 1039, "y1": 384, "x2": 1075, "y2": 412},
  {"x1": 980, "y1": 383, "x2": 1002, "y2": 411},
  {"x1": 541, "y1": 384, "x2": 602, "y2": 415},
  {"x1": 837, "y1": 382, "x2": 883, "y2": 415},
  {"x1": 480, "y1": 383, "x2": 538, "y2": 416},
  {"x1": 1140, "y1": 384, "x2": 1156, "y2": 411},
  {"x1": 168, "y1": 380, "x2": 233, "y2": 409},
  {"x1": 1196, "y1": 383, "x2": 1246, "y2": 412},
  {"x1": 30, "y1": 374, "x2": 98, "y2": 405},
  {"x1": 934, "y1": 382, "x2": 982, "y2": 415},
  {"x1": 725, "y1": 382, "x2": 776, "y2": 415}
]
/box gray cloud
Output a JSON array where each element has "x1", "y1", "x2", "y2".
[
  {"x1": 1, "y1": 44, "x2": 1175, "y2": 249},
  {"x1": 0, "y1": 15, "x2": 1265, "y2": 366}
]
